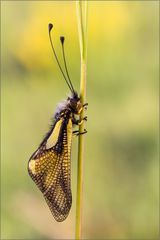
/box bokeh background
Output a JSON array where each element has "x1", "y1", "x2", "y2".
[{"x1": 1, "y1": 1, "x2": 159, "y2": 239}]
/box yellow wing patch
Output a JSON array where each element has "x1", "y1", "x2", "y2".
[
  {"x1": 46, "y1": 119, "x2": 63, "y2": 149},
  {"x1": 28, "y1": 159, "x2": 36, "y2": 174}
]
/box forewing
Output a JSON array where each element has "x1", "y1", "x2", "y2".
[{"x1": 28, "y1": 118, "x2": 73, "y2": 222}]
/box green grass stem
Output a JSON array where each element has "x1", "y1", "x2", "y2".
[{"x1": 75, "y1": 1, "x2": 88, "y2": 239}]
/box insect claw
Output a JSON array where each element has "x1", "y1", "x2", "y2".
[
  {"x1": 83, "y1": 103, "x2": 88, "y2": 107},
  {"x1": 83, "y1": 116, "x2": 87, "y2": 121},
  {"x1": 83, "y1": 103, "x2": 88, "y2": 110}
]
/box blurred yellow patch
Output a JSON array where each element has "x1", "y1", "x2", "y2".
[{"x1": 29, "y1": 159, "x2": 36, "y2": 174}]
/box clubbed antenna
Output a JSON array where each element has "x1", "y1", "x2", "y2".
[
  {"x1": 48, "y1": 23, "x2": 73, "y2": 93},
  {"x1": 60, "y1": 36, "x2": 75, "y2": 93}
]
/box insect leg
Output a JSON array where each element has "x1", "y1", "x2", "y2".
[
  {"x1": 77, "y1": 116, "x2": 87, "y2": 126},
  {"x1": 73, "y1": 130, "x2": 79, "y2": 135},
  {"x1": 76, "y1": 129, "x2": 87, "y2": 136},
  {"x1": 73, "y1": 129, "x2": 87, "y2": 136},
  {"x1": 72, "y1": 116, "x2": 87, "y2": 126},
  {"x1": 83, "y1": 116, "x2": 87, "y2": 121}
]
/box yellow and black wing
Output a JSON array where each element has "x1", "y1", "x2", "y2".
[{"x1": 28, "y1": 118, "x2": 73, "y2": 222}]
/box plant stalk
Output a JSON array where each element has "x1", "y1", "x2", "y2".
[{"x1": 76, "y1": 1, "x2": 88, "y2": 239}]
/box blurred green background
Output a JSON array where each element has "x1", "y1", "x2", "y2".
[{"x1": 1, "y1": 1, "x2": 159, "y2": 239}]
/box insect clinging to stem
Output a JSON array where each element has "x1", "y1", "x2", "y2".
[{"x1": 28, "y1": 23, "x2": 88, "y2": 222}]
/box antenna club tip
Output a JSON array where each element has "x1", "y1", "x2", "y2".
[
  {"x1": 48, "y1": 23, "x2": 53, "y2": 32},
  {"x1": 60, "y1": 36, "x2": 65, "y2": 44}
]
